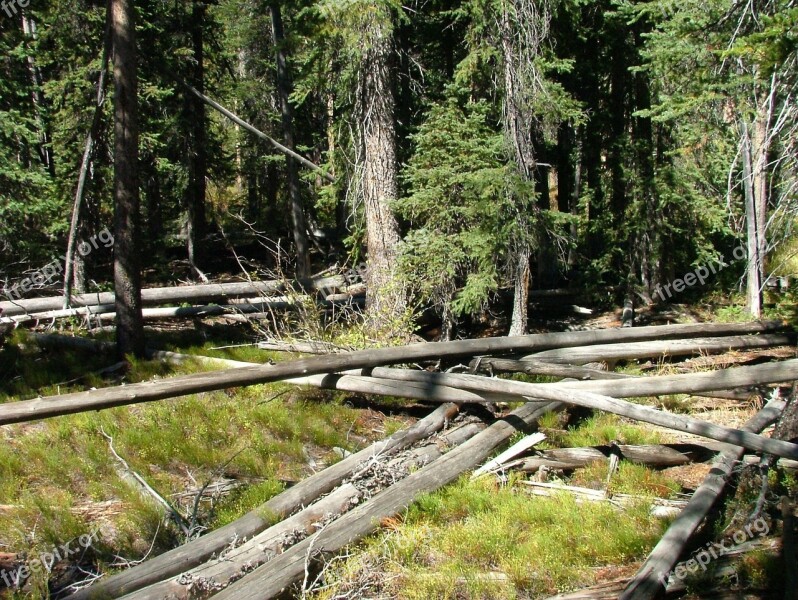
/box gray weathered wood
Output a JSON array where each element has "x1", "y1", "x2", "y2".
[
  {"x1": 67, "y1": 403, "x2": 459, "y2": 600},
  {"x1": 369, "y1": 368, "x2": 798, "y2": 460},
  {"x1": 210, "y1": 401, "x2": 562, "y2": 600},
  {"x1": 0, "y1": 276, "x2": 346, "y2": 317},
  {"x1": 505, "y1": 442, "x2": 727, "y2": 473},
  {"x1": 3, "y1": 323, "x2": 784, "y2": 426},
  {"x1": 527, "y1": 334, "x2": 796, "y2": 364},
  {"x1": 617, "y1": 400, "x2": 786, "y2": 600}
]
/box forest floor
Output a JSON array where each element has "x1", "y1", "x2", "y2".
[{"x1": 0, "y1": 296, "x2": 795, "y2": 598}]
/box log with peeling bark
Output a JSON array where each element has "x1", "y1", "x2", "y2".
[
  {"x1": 68, "y1": 403, "x2": 460, "y2": 600},
  {"x1": 526, "y1": 334, "x2": 796, "y2": 365},
  {"x1": 369, "y1": 367, "x2": 798, "y2": 460},
  {"x1": 617, "y1": 400, "x2": 785, "y2": 600},
  {"x1": 503, "y1": 442, "x2": 727, "y2": 473},
  {"x1": 1, "y1": 323, "x2": 789, "y2": 426},
  {"x1": 0, "y1": 276, "x2": 348, "y2": 317},
  {"x1": 208, "y1": 401, "x2": 563, "y2": 600}
]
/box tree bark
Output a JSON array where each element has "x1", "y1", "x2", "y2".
[
  {"x1": 357, "y1": 5, "x2": 405, "y2": 330},
  {"x1": 111, "y1": 0, "x2": 145, "y2": 358},
  {"x1": 271, "y1": 2, "x2": 311, "y2": 279},
  {"x1": 741, "y1": 118, "x2": 763, "y2": 317}
]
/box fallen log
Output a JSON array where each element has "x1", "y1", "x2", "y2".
[
  {"x1": 618, "y1": 400, "x2": 785, "y2": 600},
  {"x1": 257, "y1": 339, "x2": 346, "y2": 354},
  {"x1": 527, "y1": 334, "x2": 796, "y2": 365},
  {"x1": 0, "y1": 323, "x2": 787, "y2": 426},
  {"x1": 470, "y1": 358, "x2": 752, "y2": 401},
  {"x1": 548, "y1": 537, "x2": 781, "y2": 599},
  {"x1": 123, "y1": 483, "x2": 362, "y2": 600},
  {"x1": 376, "y1": 359, "x2": 798, "y2": 402},
  {"x1": 503, "y1": 442, "x2": 727, "y2": 473},
  {"x1": 208, "y1": 401, "x2": 563, "y2": 600},
  {"x1": 68, "y1": 403, "x2": 460, "y2": 599},
  {"x1": 369, "y1": 368, "x2": 798, "y2": 460},
  {"x1": 0, "y1": 276, "x2": 347, "y2": 317},
  {"x1": 123, "y1": 420, "x2": 488, "y2": 600}
]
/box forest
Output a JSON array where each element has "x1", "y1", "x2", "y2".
[{"x1": 1, "y1": 0, "x2": 798, "y2": 598}]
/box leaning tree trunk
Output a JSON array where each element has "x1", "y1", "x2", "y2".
[
  {"x1": 112, "y1": 0, "x2": 145, "y2": 358},
  {"x1": 271, "y1": 2, "x2": 311, "y2": 279},
  {"x1": 357, "y1": 5, "x2": 404, "y2": 332},
  {"x1": 64, "y1": 0, "x2": 112, "y2": 307}
]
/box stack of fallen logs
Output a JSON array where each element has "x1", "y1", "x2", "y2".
[
  {"x1": 3, "y1": 321, "x2": 796, "y2": 599},
  {"x1": 0, "y1": 276, "x2": 365, "y2": 329}
]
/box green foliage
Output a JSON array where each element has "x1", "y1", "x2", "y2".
[{"x1": 396, "y1": 96, "x2": 533, "y2": 319}]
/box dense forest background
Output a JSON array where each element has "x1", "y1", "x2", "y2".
[{"x1": 1, "y1": 0, "x2": 796, "y2": 345}]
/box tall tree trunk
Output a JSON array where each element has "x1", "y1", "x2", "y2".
[
  {"x1": 20, "y1": 12, "x2": 54, "y2": 177},
  {"x1": 741, "y1": 118, "x2": 763, "y2": 318},
  {"x1": 357, "y1": 5, "x2": 404, "y2": 330},
  {"x1": 112, "y1": 0, "x2": 145, "y2": 358},
  {"x1": 64, "y1": 0, "x2": 112, "y2": 307},
  {"x1": 185, "y1": 0, "x2": 209, "y2": 282},
  {"x1": 271, "y1": 2, "x2": 311, "y2": 279}
]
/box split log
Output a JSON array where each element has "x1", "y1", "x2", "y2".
[
  {"x1": 527, "y1": 334, "x2": 796, "y2": 365},
  {"x1": 208, "y1": 401, "x2": 563, "y2": 600},
  {"x1": 0, "y1": 323, "x2": 788, "y2": 426},
  {"x1": 618, "y1": 400, "x2": 785, "y2": 600},
  {"x1": 0, "y1": 276, "x2": 347, "y2": 317},
  {"x1": 369, "y1": 368, "x2": 798, "y2": 460},
  {"x1": 472, "y1": 432, "x2": 547, "y2": 477},
  {"x1": 504, "y1": 442, "x2": 728, "y2": 473},
  {"x1": 68, "y1": 403, "x2": 459, "y2": 600}
]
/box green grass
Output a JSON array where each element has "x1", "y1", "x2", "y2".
[
  {"x1": 312, "y1": 476, "x2": 668, "y2": 599},
  {"x1": 0, "y1": 333, "x2": 387, "y2": 588},
  {"x1": 546, "y1": 413, "x2": 662, "y2": 448}
]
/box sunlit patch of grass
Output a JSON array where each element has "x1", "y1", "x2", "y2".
[
  {"x1": 570, "y1": 461, "x2": 681, "y2": 498},
  {"x1": 312, "y1": 476, "x2": 667, "y2": 599},
  {"x1": 551, "y1": 413, "x2": 662, "y2": 448}
]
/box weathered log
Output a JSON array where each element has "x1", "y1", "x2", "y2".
[
  {"x1": 257, "y1": 339, "x2": 345, "y2": 354},
  {"x1": 27, "y1": 336, "x2": 519, "y2": 410},
  {"x1": 504, "y1": 442, "x2": 728, "y2": 473},
  {"x1": 122, "y1": 484, "x2": 362, "y2": 600},
  {"x1": 0, "y1": 323, "x2": 788, "y2": 426},
  {"x1": 0, "y1": 276, "x2": 347, "y2": 317},
  {"x1": 68, "y1": 403, "x2": 459, "y2": 600},
  {"x1": 209, "y1": 401, "x2": 562, "y2": 600},
  {"x1": 618, "y1": 400, "x2": 785, "y2": 600},
  {"x1": 527, "y1": 334, "x2": 796, "y2": 365},
  {"x1": 369, "y1": 368, "x2": 798, "y2": 459},
  {"x1": 470, "y1": 358, "x2": 752, "y2": 401},
  {"x1": 547, "y1": 537, "x2": 782, "y2": 599},
  {"x1": 376, "y1": 358, "x2": 798, "y2": 402}
]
